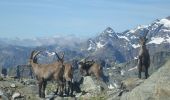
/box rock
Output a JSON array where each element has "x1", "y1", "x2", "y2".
[
  {"x1": 0, "y1": 89, "x2": 3, "y2": 95},
  {"x1": 45, "y1": 92, "x2": 56, "y2": 100},
  {"x1": 10, "y1": 84, "x2": 16, "y2": 88},
  {"x1": 120, "y1": 60, "x2": 170, "y2": 100},
  {"x1": 54, "y1": 97, "x2": 76, "y2": 100},
  {"x1": 0, "y1": 95, "x2": 9, "y2": 100},
  {"x1": 21, "y1": 79, "x2": 36, "y2": 85},
  {"x1": 121, "y1": 78, "x2": 144, "y2": 91},
  {"x1": 75, "y1": 92, "x2": 82, "y2": 98},
  {"x1": 0, "y1": 89, "x2": 9, "y2": 100},
  {"x1": 108, "y1": 84, "x2": 115, "y2": 90},
  {"x1": 81, "y1": 76, "x2": 101, "y2": 93},
  {"x1": 12, "y1": 92, "x2": 21, "y2": 99}
]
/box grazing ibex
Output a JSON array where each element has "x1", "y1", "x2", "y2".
[
  {"x1": 78, "y1": 59, "x2": 103, "y2": 80},
  {"x1": 28, "y1": 50, "x2": 65, "y2": 98},
  {"x1": 138, "y1": 32, "x2": 150, "y2": 79}
]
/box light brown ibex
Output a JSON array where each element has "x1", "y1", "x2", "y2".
[
  {"x1": 28, "y1": 50, "x2": 65, "y2": 98},
  {"x1": 138, "y1": 30, "x2": 150, "y2": 79}
]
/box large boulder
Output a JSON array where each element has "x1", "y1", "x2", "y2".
[
  {"x1": 81, "y1": 76, "x2": 101, "y2": 93},
  {"x1": 120, "y1": 60, "x2": 170, "y2": 100},
  {"x1": 0, "y1": 89, "x2": 9, "y2": 100}
]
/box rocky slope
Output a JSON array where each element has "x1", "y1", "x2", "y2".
[
  {"x1": 120, "y1": 59, "x2": 170, "y2": 100},
  {"x1": 0, "y1": 58, "x2": 170, "y2": 100}
]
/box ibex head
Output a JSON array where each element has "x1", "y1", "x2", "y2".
[
  {"x1": 28, "y1": 50, "x2": 42, "y2": 65},
  {"x1": 78, "y1": 58, "x2": 95, "y2": 76},
  {"x1": 139, "y1": 29, "x2": 149, "y2": 47}
]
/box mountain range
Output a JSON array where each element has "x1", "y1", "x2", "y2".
[{"x1": 0, "y1": 16, "x2": 170, "y2": 68}]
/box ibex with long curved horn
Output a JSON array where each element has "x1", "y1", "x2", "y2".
[
  {"x1": 28, "y1": 50, "x2": 65, "y2": 98},
  {"x1": 138, "y1": 29, "x2": 150, "y2": 79}
]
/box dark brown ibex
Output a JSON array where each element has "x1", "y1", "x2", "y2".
[
  {"x1": 78, "y1": 59, "x2": 103, "y2": 80},
  {"x1": 28, "y1": 50, "x2": 65, "y2": 98},
  {"x1": 138, "y1": 33, "x2": 150, "y2": 79}
]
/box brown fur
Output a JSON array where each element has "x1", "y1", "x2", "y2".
[
  {"x1": 29, "y1": 50, "x2": 64, "y2": 98},
  {"x1": 78, "y1": 60, "x2": 102, "y2": 80}
]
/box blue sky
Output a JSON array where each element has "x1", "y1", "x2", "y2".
[{"x1": 0, "y1": 0, "x2": 170, "y2": 39}]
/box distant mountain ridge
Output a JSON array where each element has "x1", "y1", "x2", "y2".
[
  {"x1": 81, "y1": 16, "x2": 170, "y2": 63},
  {"x1": 0, "y1": 16, "x2": 170, "y2": 68}
]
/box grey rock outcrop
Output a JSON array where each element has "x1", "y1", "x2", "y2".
[{"x1": 120, "y1": 60, "x2": 170, "y2": 100}]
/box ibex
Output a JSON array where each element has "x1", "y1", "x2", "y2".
[
  {"x1": 63, "y1": 63, "x2": 73, "y2": 96},
  {"x1": 78, "y1": 58, "x2": 103, "y2": 80},
  {"x1": 28, "y1": 50, "x2": 65, "y2": 98},
  {"x1": 138, "y1": 32, "x2": 150, "y2": 79}
]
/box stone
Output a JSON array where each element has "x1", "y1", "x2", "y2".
[
  {"x1": 12, "y1": 92, "x2": 21, "y2": 99},
  {"x1": 10, "y1": 84, "x2": 16, "y2": 88},
  {"x1": 81, "y1": 76, "x2": 101, "y2": 93},
  {"x1": 120, "y1": 60, "x2": 170, "y2": 100}
]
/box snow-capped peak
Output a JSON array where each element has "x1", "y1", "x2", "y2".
[
  {"x1": 104, "y1": 27, "x2": 115, "y2": 34},
  {"x1": 157, "y1": 18, "x2": 170, "y2": 28},
  {"x1": 128, "y1": 25, "x2": 148, "y2": 34}
]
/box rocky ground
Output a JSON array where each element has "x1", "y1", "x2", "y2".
[{"x1": 1, "y1": 59, "x2": 170, "y2": 100}]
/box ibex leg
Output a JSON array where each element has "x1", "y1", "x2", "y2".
[
  {"x1": 42, "y1": 80, "x2": 47, "y2": 98},
  {"x1": 138, "y1": 70, "x2": 141, "y2": 79},
  {"x1": 38, "y1": 81, "x2": 43, "y2": 98},
  {"x1": 145, "y1": 68, "x2": 149, "y2": 79}
]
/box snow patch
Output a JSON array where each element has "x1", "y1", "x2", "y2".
[
  {"x1": 132, "y1": 44, "x2": 140, "y2": 48},
  {"x1": 108, "y1": 34, "x2": 113, "y2": 37},
  {"x1": 129, "y1": 25, "x2": 148, "y2": 33},
  {"x1": 88, "y1": 44, "x2": 93, "y2": 51},
  {"x1": 134, "y1": 57, "x2": 138, "y2": 59},
  {"x1": 129, "y1": 29, "x2": 135, "y2": 33},
  {"x1": 162, "y1": 29, "x2": 170, "y2": 32},
  {"x1": 96, "y1": 42, "x2": 105, "y2": 48},
  {"x1": 128, "y1": 66, "x2": 137, "y2": 71},
  {"x1": 130, "y1": 36, "x2": 137, "y2": 39},
  {"x1": 148, "y1": 37, "x2": 164, "y2": 44},
  {"x1": 117, "y1": 35, "x2": 130, "y2": 41},
  {"x1": 158, "y1": 18, "x2": 170, "y2": 28}
]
